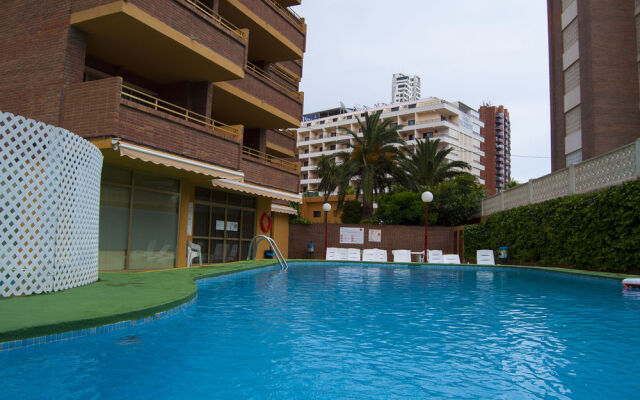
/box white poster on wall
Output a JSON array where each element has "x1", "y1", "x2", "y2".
[
  {"x1": 368, "y1": 229, "x2": 381, "y2": 242},
  {"x1": 340, "y1": 227, "x2": 364, "y2": 244}
]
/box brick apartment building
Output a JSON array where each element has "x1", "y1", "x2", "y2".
[
  {"x1": 547, "y1": 0, "x2": 640, "y2": 171},
  {"x1": 0, "y1": 0, "x2": 306, "y2": 268},
  {"x1": 478, "y1": 105, "x2": 511, "y2": 195}
]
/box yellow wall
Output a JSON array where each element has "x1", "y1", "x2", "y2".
[
  {"x1": 271, "y1": 212, "x2": 289, "y2": 258},
  {"x1": 301, "y1": 195, "x2": 356, "y2": 224},
  {"x1": 254, "y1": 197, "x2": 272, "y2": 259}
]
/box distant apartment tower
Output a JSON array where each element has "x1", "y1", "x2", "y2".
[
  {"x1": 479, "y1": 105, "x2": 511, "y2": 195},
  {"x1": 392, "y1": 73, "x2": 421, "y2": 103},
  {"x1": 547, "y1": 0, "x2": 640, "y2": 171},
  {"x1": 297, "y1": 98, "x2": 485, "y2": 194}
]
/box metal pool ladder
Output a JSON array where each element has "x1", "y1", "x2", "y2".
[{"x1": 247, "y1": 235, "x2": 289, "y2": 271}]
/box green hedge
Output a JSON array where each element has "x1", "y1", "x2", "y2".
[{"x1": 464, "y1": 179, "x2": 640, "y2": 272}]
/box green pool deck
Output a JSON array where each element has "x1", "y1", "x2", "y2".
[{"x1": 0, "y1": 260, "x2": 633, "y2": 343}]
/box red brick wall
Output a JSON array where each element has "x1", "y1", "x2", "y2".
[
  {"x1": 241, "y1": 156, "x2": 299, "y2": 192},
  {"x1": 72, "y1": 0, "x2": 248, "y2": 68},
  {"x1": 278, "y1": 59, "x2": 303, "y2": 78},
  {"x1": 228, "y1": 68, "x2": 303, "y2": 120},
  {"x1": 0, "y1": 1, "x2": 84, "y2": 125},
  {"x1": 61, "y1": 77, "x2": 242, "y2": 170},
  {"x1": 479, "y1": 106, "x2": 497, "y2": 195},
  {"x1": 231, "y1": 0, "x2": 306, "y2": 52},
  {"x1": 578, "y1": 0, "x2": 640, "y2": 159},
  {"x1": 548, "y1": 0, "x2": 640, "y2": 170},
  {"x1": 265, "y1": 129, "x2": 295, "y2": 151},
  {"x1": 289, "y1": 224, "x2": 456, "y2": 260}
]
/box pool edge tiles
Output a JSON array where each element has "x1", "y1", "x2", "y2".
[
  {"x1": 0, "y1": 264, "x2": 284, "y2": 352},
  {"x1": 0, "y1": 296, "x2": 197, "y2": 353}
]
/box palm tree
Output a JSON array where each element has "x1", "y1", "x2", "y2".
[
  {"x1": 315, "y1": 154, "x2": 341, "y2": 202},
  {"x1": 397, "y1": 138, "x2": 471, "y2": 190},
  {"x1": 335, "y1": 111, "x2": 406, "y2": 219}
]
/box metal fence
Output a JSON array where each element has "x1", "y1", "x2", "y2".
[{"x1": 481, "y1": 139, "x2": 640, "y2": 216}]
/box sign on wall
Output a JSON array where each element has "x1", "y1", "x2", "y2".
[
  {"x1": 368, "y1": 229, "x2": 381, "y2": 242},
  {"x1": 340, "y1": 227, "x2": 364, "y2": 244}
]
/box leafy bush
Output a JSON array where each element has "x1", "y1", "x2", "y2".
[
  {"x1": 375, "y1": 191, "x2": 434, "y2": 225},
  {"x1": 431, "y1": 174, "x2": 484, "y2": 226},
  {"x1": 464, "y1": 179, "x2": 640, "y2": 272},
  {"x1": 341, "y1": 200, "x2": 363, "y2": 223},
  {"x1": 290, "y1": 216, "x2": 311, "y2": 225}
]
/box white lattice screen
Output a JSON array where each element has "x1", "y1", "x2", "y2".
[
  {"x1": 1, "y1": 111, "x2": 103, "y2": 297},
  {"x1": 482, "y1": 139, "x2": 640, "y2": 216}
]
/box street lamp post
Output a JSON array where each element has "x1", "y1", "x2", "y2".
[
  {"x1": 322, "y1": 202, "x2": 332, "y2": 259},
  {"x1": 421, "y1": 191, "x2": 433, "y2": 261}
]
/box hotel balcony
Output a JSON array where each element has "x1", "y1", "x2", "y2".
[
  {"x1": 218, "y1": 0, "x2": 306, "y2": 62},
  {"x1": 60, "y1": 77, "x2": 243, "y2": 171},
  {"x1": 212, "y1": 62, "x2": 303, "y2": 129},
  {"x1": 241, "y1": 146, "x2": 299, "y2": 192},
  {"x1": 70, "y1": 0, "x2": 248, "y2": 83}
]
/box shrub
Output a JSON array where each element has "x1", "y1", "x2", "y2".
[
  {"x1": 464, "y1": 179, "x2": 640, "y2": 272},
  {"x1": 341, "y1": 200, "x2": 363, "y2": 224}
]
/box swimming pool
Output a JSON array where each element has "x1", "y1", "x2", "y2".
[{"x1": 2, "y1": 263, "x2": 640, "y2": 399}]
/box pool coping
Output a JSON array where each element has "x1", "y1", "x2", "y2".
[{"x1": 1, "y1": 260, "x2": 633, "y2": 350}]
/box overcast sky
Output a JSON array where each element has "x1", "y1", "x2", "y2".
[{"x1": 292, "y1": 0, "x2": 551, "y2": 182}]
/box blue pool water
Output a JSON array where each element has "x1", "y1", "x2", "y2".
[{"x1": 2, "y1": 263, "x2": 640, "y2": 399}]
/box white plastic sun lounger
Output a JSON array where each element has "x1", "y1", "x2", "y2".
[
  {"x1": 443, "y1": 254, "x2": 461, "y2": 264},
  {"x1": 477, "y1": 249, "x2": 495, "y2": 265},
  {"x1": 362, "y1": 249, "x2": 379, "y2": 262},
  {"x1": 326, "y1": 247, "x2": 339, "y2": 260},
  {"x1": 376, "y1": 249, "x2": 388, "y2": 262},
  {"x1": 392, "y1": 249, "x2": 412, "y2": 263},
  {"x1": 347, "y1": 248, "x2": 361, "y2": 261},
  {"x1": 427, "y1": 250, "x2": 444, "y2": 264},
  {"x1": 336, "y1": 248, "x2": 349, "y2": 261}
]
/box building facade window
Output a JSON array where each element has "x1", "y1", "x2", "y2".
[
  {"x1": 313, "y1": 211, "x2": 321, "y2": 218},
  {"x1": 99, "y1": 166, "x2": 180, "y2": 270},
  {"x1": 192, "y1": 187, "x2": 256, "y2": 264},
  {"x1": 408, "y1": 119, "x2": 415, "y2": 126}
]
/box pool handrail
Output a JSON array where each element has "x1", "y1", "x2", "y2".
[{"x1": 247, "y1": 235, "x2": 289, "y2": 270}]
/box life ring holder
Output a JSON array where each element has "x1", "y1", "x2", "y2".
[{"x1": 260, "y1": 212, "x2": 272, "y2": 233}]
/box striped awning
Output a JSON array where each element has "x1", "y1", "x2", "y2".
[{"x1": 212, "y1": 178, "x2": 302, "y2": 203}]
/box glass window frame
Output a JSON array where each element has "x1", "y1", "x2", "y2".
[{"x1": 191, "y1": 187, "x2": 257, "y2": 263}]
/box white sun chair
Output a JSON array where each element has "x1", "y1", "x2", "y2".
[
  {"x1": 326, "y1": 247, "x2": 339, "y2": 260},
  {"x1": 347, "y1": 248, "x2": 361, "y2": 261},
  {"x1": 376, "y1": 249, "x2": 388, "y2": 262},
  {"x1": 336, "y1": 248, "x2": 349, "y2": 261},
  {"x1": 362, "y1": 249, "x2": 379, "y2": 262},
  {"x1": 477, "y1": 249, "x2": 495, "y2": 265},
  {"x1": 427, "y1": 250, "x2": 444, "y2": 264},
  {"x1": 187, "y1": 241, "x2": 202, "y2": 267},
  {"x1": 443, "y1": 254, "x2": 461, "y2": 264},
  {"x1": 392, "y1": 249, "x2": 412, "y2": 263}
]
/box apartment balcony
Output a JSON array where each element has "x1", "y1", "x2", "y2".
[
  {"x1": 241, "y1": 146, "x2": 299, "y2": 192},
  {"x1": 265, "y1": 129, "x2": 296, "y2": 158},
  {"x1": 275, "y1": 59, "x2": 303, "y2": 81},
  {"x1": 219, "y1": 0, "x2": 306, "y2": 62},
  {"x1": 213, "y1": 62, "x2": 303, "y2": 128},
  {"x1": 300, "y1": 178, "x2": 321, "y2": 185},
  {"x1": 60, "y1": 77, "x2": 243, "y2": 170},
  {"x1": 70, "y1": 0, "x2": 248, "y2": 83}
]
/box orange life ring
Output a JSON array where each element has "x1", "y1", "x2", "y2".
[{"x1": 260, "y1": 212, "x2": 272, "y2": 232}]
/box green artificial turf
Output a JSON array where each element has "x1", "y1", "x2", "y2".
[
  {"x1": 0, "y1": 259, "x2": 631, "y2": 343},
  {"x1": 0, "y1": 260, "x2": 276, "y2": 342}
]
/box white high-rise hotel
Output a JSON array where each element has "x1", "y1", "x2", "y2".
[
  {"x1": 392, "y1": 73, "x2": 421, "y2": 103},
  {"x1": 297, "y1": 98, "x2": 485, "y2": 194}
]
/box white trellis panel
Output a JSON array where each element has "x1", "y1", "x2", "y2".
[{"x1": 0, "y1": 111, "x2": 103, "y2": 297}]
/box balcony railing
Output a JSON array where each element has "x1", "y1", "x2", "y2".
[
  {"x1": 121, "y1": 85, "x2": 240, "y2": 137},
  {"x1": 271, "y1": 63, "x2": 300, "y2": 86},
  {"x1": 184, "y1": 0, "x2": 247, "y2": 39},
  {"x1": 264, "y1": 0, "x2": 304, "y2": 29},
  {"x1": 247, "y1": 62, "x2": 302, "y2": 100},
  {"x1": 242, "y1": 146, "x2": 298, "y2": 171}
]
